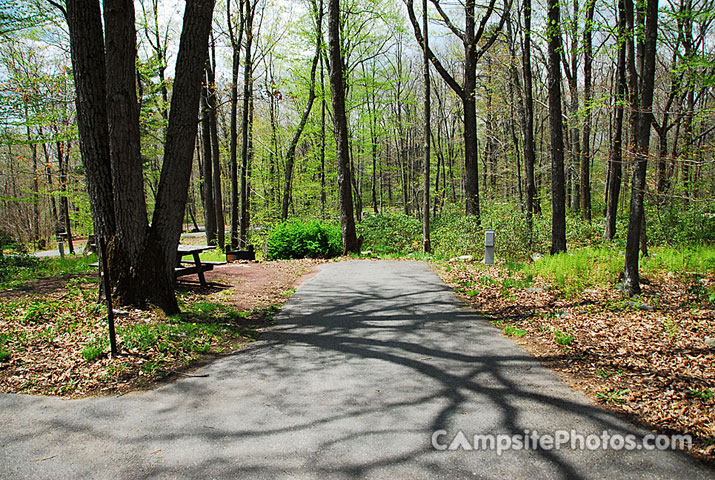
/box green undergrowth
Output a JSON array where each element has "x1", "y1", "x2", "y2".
[
  {"x1": 0, "y1": 254, "x2": 97, "y2": 291},
  {"x1": 0, "y1": 278, "x2": 263, "y2": 393},
  {"x1": 449, "y1": 245, "x2": 715, "y2": 298}
]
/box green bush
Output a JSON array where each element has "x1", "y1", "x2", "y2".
[
  {"x1": 648, "y1": 201, "x2": 715, "y2": 245},
  {"x1": 266, "y1": 219, "x2": 342, "y2": 260},
  {"x1": 358, "y1": 213, "x2": 421, "y2": 255},
  {"x1": 431, "y1": 212, "x2": 483, "y2": 259}
]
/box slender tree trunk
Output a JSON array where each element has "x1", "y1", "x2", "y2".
[
  {"x1": 605, "y1": 0, "x2": 627, "y2": 240},
  {"x1": 227, "y1": 0, "x2": 244, "y2": 249},
  {"x1": 422, "y1": 0, "x2": 431, "y2": 253},
  {"x1": 328, "y1": 0, "x2": 358, "y2": 254},
  {"x1": 623, "y1": 0, "x2": 658, "y2": 295},
  {"x1": 282, "y1": 0, "x2": 323, "y2": 221},
  {"x1": 206, "y1": 41, "x2": 225, "y2": 250},
  {"x1": 522, "y1": 0, "x2": 537, "y2": 239},
  {"x1": 58, "y1": 141, "x2": 74, "y2": 253},
  {"x1": 201, "y1": 80, "x2": 217, "y2": 245},
  {"x1": 580, "y1": 0, "x2": 595, "y2": 221},
  {"x1": 319, "y1": 50, "x2": 327, "y2": 219},
  {"x1": 547, "y1": 0, "x2": 567, "y2": 254},
  {"x1": 239, "y1": 1, "x2": 256, "y2": 249}
]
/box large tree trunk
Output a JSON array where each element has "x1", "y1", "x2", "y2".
[
  {"x1": 145, "y1": 0, "x2": 216, "y2": 313},
  {"x1": 547, "y1": 0, "x2": 567, "y2": 254},
  {"x1": 328, "y1": 0, "x2": 359, "y2": 254},
  {"x1": 623, "y1": 0, "x2": 658, "y2": 296},
  {"x1": 65, "y1": 0, "x2": 214, "y2": 313},
  {"x1": 104, "y1": 0, "x2": 150, "y2": 306},
  {"x1": 64, "y1": 0, "x2": 115, "y2": 242}
]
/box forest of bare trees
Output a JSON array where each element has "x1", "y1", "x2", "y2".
[{"x1": 1, "y1": 0, "x2": 714, "y2": 307}]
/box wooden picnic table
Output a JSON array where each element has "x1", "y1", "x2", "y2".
[
  {"x1": 176, "y1": 244, "x2": 222, "y2": 286},
  {"x1": 92, "y1": 244, "x2": 224, "y2": 287}
]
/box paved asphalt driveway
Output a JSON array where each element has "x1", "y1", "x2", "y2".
[{"x1": 1, "y1": 260, "x2": 712, "y2": 479}]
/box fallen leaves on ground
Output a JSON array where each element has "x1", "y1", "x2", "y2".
[
  {"x1": 0, "y1": 259, "x2": 325, "y2": 398},
  {"x1": 437, "y1": 261, "x2": 714, "y2": 463}
]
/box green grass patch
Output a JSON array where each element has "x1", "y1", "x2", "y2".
[
  {"x1": 0, "y1": 254, "x2": 97, "y2": 291},
  {"x1": 523, "y1": 247, "x2": 622, "y2": 296},
  {"x1": 503, "y1": 324, "x2": 527, "y2": 337},
  {"x1": 554, "y1": 330, "x2": 574, "y2": 346},
  {"x1": 689, "y1": 388, "x2": 714, "y2": 400},
  {"x1": 81, "y1": 337, "x2": 108, "y2": 361},
  {"x1": 640, "y1": 245, "x2": 715, "y2": 277},
  {"x1": 597, "y1": 388, "x2": 628, "y2": 403},
  {"x1": 523, "y1": 245, "x2": 715, "y2": 297}
]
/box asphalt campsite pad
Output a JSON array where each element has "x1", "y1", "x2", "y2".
[{"x1": 0, "y1": 260, "x2": 712, "y2": 479}]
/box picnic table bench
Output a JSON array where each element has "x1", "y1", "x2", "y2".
[
  {"x1": 91, "y1": 244, "x2": 226, "y2": 287},
  {"x1": 175, "y1": 245, "x2": 225, "y2": 286}
]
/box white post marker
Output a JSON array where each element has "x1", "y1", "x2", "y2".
[{"x1": 484, "y1": 229, "x2": 495, "y2": 265}]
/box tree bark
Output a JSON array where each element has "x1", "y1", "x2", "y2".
[
  {"x1": 547, "y1": 0, "x2": 567, "y2": 254},
  {"x1": 200, "y1": 79, "x2": 216, "y2": 245},
  {"x1": 328, "y1": 0, "x2": 359, "y2": 254},
  {"x1": 239, "y1": 0, "x2": 256, "y2": 249},
  {"x1": 422, "y1": 0, "x2": 431, "y2": 253},
  {"x1": 580, "y1": 0, "x2": 595, "y2": 221},
  {"x1": 605, "y1": 0, "x2": 627, "y2": 240},
  {"x1": 64, "y1": 0, "x2": 115, "y2": 241},
  {"x1": 623, "y1": 0, "x2": 658, "y2": 296},
  {"x1": 104, "y1": 0, "x2": 149, "y2": 300},
  {"x1": 206, "y1": 42, "x2": 225, "y2": 249},
  {"x1": 227, "y1": 0, "x2": 244, "y2": 249},
  {"x1": 521, "y1": 0, "x2": 537, "y2": 239}
]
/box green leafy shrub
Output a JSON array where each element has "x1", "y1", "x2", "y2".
[
  {"x1": 23, "y1": 300, "x2": 63, "y2": 324},
  {"x1": 431, "y1": 212, "x2": 483, "y2": 259},
  {"x1": 266, "y1": 219, "x2": 342, "y2": 260},
  {"x1": 358, "y1": 213, "x2": 421, "y2": 255}
]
